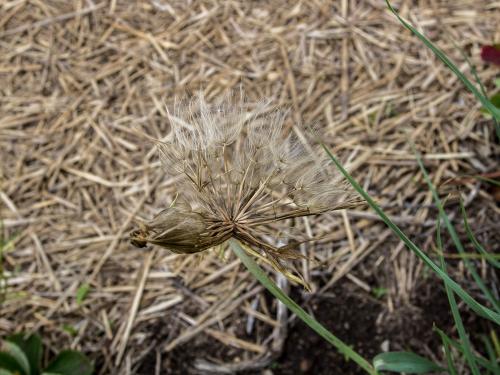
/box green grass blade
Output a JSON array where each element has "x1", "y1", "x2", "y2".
[
  {"x1": 322, "y1": 144, "x2": 500, "y2": 324},
  {"x1": 435, "y1": 328, "x2": 459, "y2": 375},
  {"x1": 415, "y1": 151, "x2": 500, "y2": 313},
  {"x1": 467, "y1": 175, "x2": 500, "y2": 188},
  {"x1": 482, "y1": 335, "x2": 500, "y2": 374},
  {"x1": 229, "y1": 239, "x2": 378, "y2": 375},
  {"x1": 434, "y1": 327, "x2": 497, "y2": 372},
  {"x1": 385, "y1": 0, "x2": 500, "y2": 123},
  {"x1": 76, "y1": 283, "x2": 90, "y2": 306},
  {"x1": 452, "y1": 39, "x2": 500, "y2": 139},
  {"x1": 460, "y1": 200, "x2": 500, "y2": 269},
  {"x1": 436, "y1": 220, "x2": 480, "y2": 375}
]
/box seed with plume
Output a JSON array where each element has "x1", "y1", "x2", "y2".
[{"x1": 130, "y1": 93, "x2": 360, "y2": 287}]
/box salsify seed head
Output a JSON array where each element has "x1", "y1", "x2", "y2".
[{"x1": 131, "y1": 93, "x2": 361, "y2": 287}]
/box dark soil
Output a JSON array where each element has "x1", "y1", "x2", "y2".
[
  {"x1": 135, "y1": 276, "x2": 480, "y2": 375},
  {"x1": 271, "y1": 279, "x2": 454, "y2": 375}
]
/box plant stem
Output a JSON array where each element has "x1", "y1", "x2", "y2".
[{"x1": 229, "y1": 239, "x2": 378, "y2": 375}]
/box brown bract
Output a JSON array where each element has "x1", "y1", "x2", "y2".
[{"x1": 131, "y1": 94, "x2": 360, "y2": 285}]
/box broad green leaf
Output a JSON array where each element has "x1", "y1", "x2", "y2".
[
  {"x1": 373, "y1": 352, "x2": 443, "y2": 373},
  {"x1": 0, "y1": 351, "x2": 26, "y2": 374},
  {"x1": 44, "y1": 351, "x2": 93, "y2": 375},
  {"x1": 7, "y1": 334, "x2": 42, "y2": 375},
  {"x1": 0, "y1": 369, "x2": 15, "y2": 375},
  {"x1": 76, "y1": 284, "x2": 90, "y2": 306},
  {"x1": 0, "y1": 342, "x2": 29, "y2": 375}
]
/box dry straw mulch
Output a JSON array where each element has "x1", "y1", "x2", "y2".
[{"x1": 1, "y1": 1, "x2": 499, "y2": 374}]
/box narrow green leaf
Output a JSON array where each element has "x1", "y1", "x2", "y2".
[
  {"x1": 453, "y1": 39, "x2": 500, "y2": 137},
  {"x1": 44, "y1": 351, "x2": 93, "y2": 375},
  {"x1": 1, "y1": 342, "x2": 30, "y2": 375},
  {"x1": 76, "y1": 284, "x2": 90, "y2": 306},
  {"x1": 415, "y1": 150, "x2": 500, "y2": 314},
  {"x1": 436, "y1": 219, "x2": 480, "y2": 375},
  {"x1": 482, "y1": 335, "x2": 500, "y2": 374},
  {"x1": 372, "y1": 287, "x2": 388, "y2": 299},
  {"x1": 467, "y1": 175, "x2": 500, "y2": 187},
  {"x1": 7, "y1": 334, "x2": 42, "y2": 375},
  {"x1": 460, "y1": 200, "x2": 500, "y2": 269},
  {"x1": 373, "y1": 352, "x2": 443, "y2": 373},
  {"x1": 385, "y1": 0, "x2": 500, "y2": 124},
  {"x1": 434, "y1": 327, "x2": 497, "y2": 372},
  {"x1": 229, "y1": 239, "x2": 378, "y2": 375},
  {"x1": 435, "y1": 329, "x2": 458, "y2": 375},
  {"x1": 322, "y1": 144, "x2": 500, "y2": 325}
]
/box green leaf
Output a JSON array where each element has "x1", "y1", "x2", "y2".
[
  {"x1": 76, "y1": 284, "x2": 90, "y2": 306},
  {"x1": 482, "y1": 334, "x2": 500, "y2": 374},
  {"x1": 385, "y1": 0, "x2": 500, "y2": 140},
  {"x1": 460, "y1": 200, "x2": 500, "y2": 269},
  {"x1": 436, "y1": 329, "x2": 458, "y2": 375},
  {"x1": 372, "y1": 287, "x2": 388, "y2": 299},
  {"x1": 415, "y1": 150, "x2": 500, "y2": 315},
  {"x1": 44, "y1": 351, "x2": 93, "y2": 375},
  {"x1": 61, "y1": 325, "x2": 77, "y2": 337},
  {"x1": 481, "y1": 93, "x2": 500, "y2": 116},
  {"x1": 0, "y1": 369, "x2": 15, "y2": 375},
  {"x1": 7, "y1": 334, "x2": 42, "y2": 375},
  {"x1": 373, "y1": 352, "x2": 443, "y2": 373},
  {"x1": 436, "y1": 220, "x2": 480, "y2": 375},
  {"x1": 323, "y1": 144, "x2": 500, "y2": 325},
  {"x1": 434, "y1": 327, "x2": 497, "y2": 373},
  {"x1": 491, "y1": 92, "x2": 500, "y2": 108},
  {"x1": 0, "y1": 351, "x2": 26, "y2": 374},
  {"x1": 0, "y1": 342, "x2": 30, "y2": 375},
  {"x1": 229, "y1": 239, "x2": 378, "y2": 375}
]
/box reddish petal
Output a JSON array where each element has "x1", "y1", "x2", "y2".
[{"x1": 481, "y1": 45, "x2": 500, "y2": 65}]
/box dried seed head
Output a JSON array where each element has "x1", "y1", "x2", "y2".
[{"x1": 131, "y1": 93, "x2": 361, "y2": 287}]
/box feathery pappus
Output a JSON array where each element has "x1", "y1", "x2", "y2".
[{"x1": 130, "y1": 93, "x2": 360, "y2": 288}]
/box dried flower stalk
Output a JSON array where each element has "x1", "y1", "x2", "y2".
[{"x1": 131, "y1": 93, "x2": 360, "y2": 287}]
